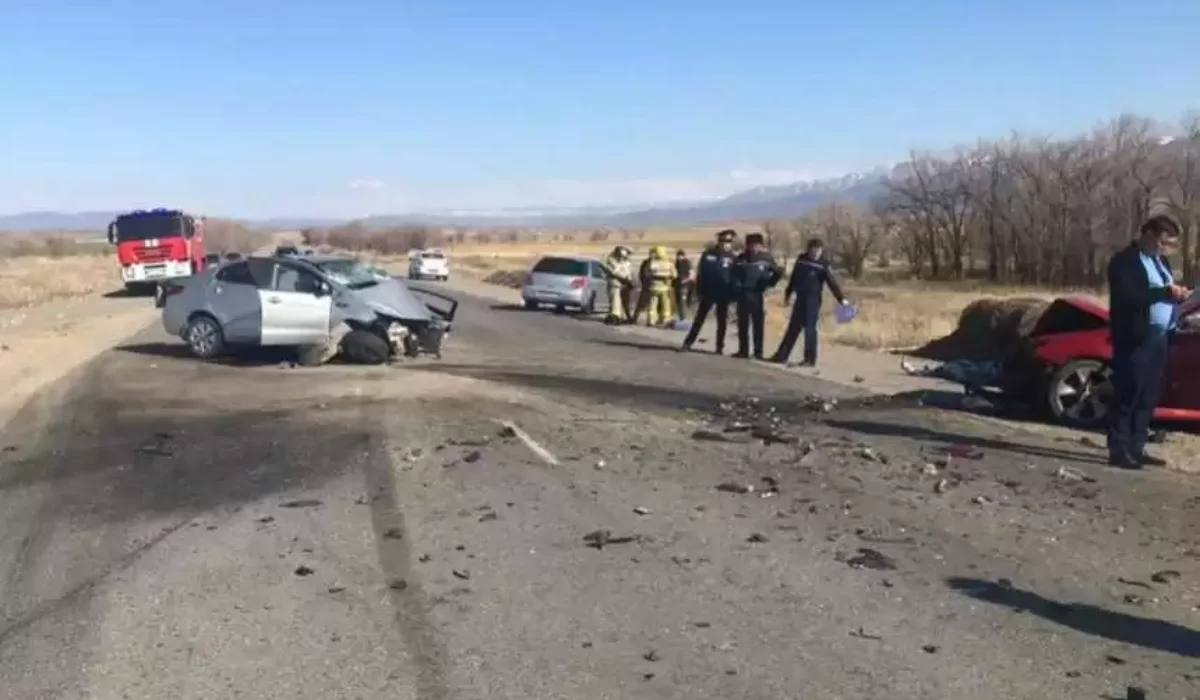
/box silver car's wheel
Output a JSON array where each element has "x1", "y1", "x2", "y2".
[
  {"x1": 185, "y1": 315, "x2": 225, "y2": 359},
  {"x1": 1048, "y1": 359, "x2": 1112, "y2": 428}
]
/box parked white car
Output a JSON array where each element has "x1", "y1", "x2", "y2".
[{"x1": 408, "y1": 250, "x2": 450, "y2": 281}]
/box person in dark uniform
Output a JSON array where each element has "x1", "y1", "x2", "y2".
[
  {"x1": 731, "y1": 232, "x2": 784, "y2": 359},
  {"x1": 673, "y1": 249, "x2": 695, "y2": 320},
  {"x1": 681, "y1": 229, "x2": 738, "y2": 353},
  {"x1": 770, "y1": 237, "x2": 851, "y2": 366},
  {"x1": 1106, "y1": 212, "x2": 1189, "y2": 469}
]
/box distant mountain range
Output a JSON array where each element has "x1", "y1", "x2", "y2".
[{"x1": 0, "y1": 169, "x2": 891, "y2": 232}]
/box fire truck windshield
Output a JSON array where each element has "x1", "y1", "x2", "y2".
[{"x1": 113, "y1": 213, "x2": 186, "y2": 242}]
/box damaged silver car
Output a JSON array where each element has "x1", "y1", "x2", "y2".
[{"x1": 159, "y1": 255, "x2": 456, "y2": 366}]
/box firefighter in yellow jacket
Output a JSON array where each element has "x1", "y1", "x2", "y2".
[
  {"x1": 646, "y1": 245, "x2": 677, "y2": 326},
  {"x1": 601, "y1": 246, "x2": 634, "y2": 323}
]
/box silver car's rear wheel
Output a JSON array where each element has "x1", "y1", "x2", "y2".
[
  {"x1": 185, "y1": 315, "x2": 225, "y2": 359},
  {"x1": 1048, "y1": 358, "x2": 1112, "y2": 428}
]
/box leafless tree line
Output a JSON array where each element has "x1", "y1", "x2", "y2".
[{"x1": 765, "y1": 113, "x2": 1200, "y2": 285}]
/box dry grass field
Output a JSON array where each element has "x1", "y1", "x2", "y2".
[{"x1": 0, "y1": 235, "x2": 117, "y2": 309}]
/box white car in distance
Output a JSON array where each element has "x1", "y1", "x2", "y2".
[{"x1": 408, "y1": 250, "x2": 450, "y2": 281}]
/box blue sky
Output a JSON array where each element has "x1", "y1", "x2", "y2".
[{"x1": 1, "y1": 0, "x2": 1197, "y2": 218}]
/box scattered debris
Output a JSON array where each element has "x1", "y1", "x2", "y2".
[
  {"x1": 452, "y1": 569, "x2": 470, "y2": 580},
  {"x1": 294, "y1": 565, "x2": 315, "y2": 577},
  {"x1": 1055, "y1": 466, "x2": 1085, "y2": 482},
  {"x1": 857, "y1": 447, "x2": 881, "y2": 462},
  {"x1": 1151, "y1": 569, "x2": 1181, "y2": 585},
  {"x1": 280, "y1": 499, "x2": 324, "y2": 509},
  {"x1": 846, "y1": 548, "x2": 897, "y2": 571},
  {"x1": 759, "y1": 475, "x2": 780, "y2": 496},
  {"x1": 750, "y1": 425, "x2": 798, "y2": 445},
  {"x1": 382, "y1": 527, "x2": 403, "y2": 540},
  {"x1": 462, "y1": 450, "x2": 482, "y2": 464},
  {"x1": 135, "y1": 441, "x2": 176, "y2": 457},
  {"x1": 943, "y1": 444, "x2": 984, "y2": 460},
  {"x1": 583, "y1": 530, "x2": 640, "y2": 550},
  {"x1": 633, "y1": 506, "x2": 651, "y2": 515},
  {"x1": 693, "y1": 429, "x2": 752, "y2": 444},
  {"x1": 855, "y1": 528, "x2": 916, "y2": 546}
]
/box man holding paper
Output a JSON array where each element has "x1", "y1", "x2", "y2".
[
  {"x1": 770, "y1": 238, "x2": 851, "y2": 367},
  {"x1": 1106, "y1": 212, "x2": 1190, "y2": 469}
]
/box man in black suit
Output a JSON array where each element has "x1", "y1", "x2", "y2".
[{"x1": 1106, "y1": 212, "x2": 1189, "y2": 469}]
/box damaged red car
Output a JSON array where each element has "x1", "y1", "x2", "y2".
[{"x1": 1026, "y1": 296, "x2": 1200, "y2": 428}]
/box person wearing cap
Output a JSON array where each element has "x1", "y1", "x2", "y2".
[
  {"x1": 1106, "y1": 211, "x2": 1190, "y2": 469},
  {"x1": 730, "y1": 232, "x2": 784, "y2": 359},
  {"x1": 681, "y1": 229, "x2": 738, "y2": 353},
  {"x1": 770, "y1": 237, "x2": 850, "y2": 366},
  {"x1": 673, "y1": 249, "x2": 695, "y2": 320},
  {"x1": 601, "y1": 245, "x2": 634, "y2": 324}
]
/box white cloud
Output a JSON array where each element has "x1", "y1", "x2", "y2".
[{"x1": 349, "y1": 178, "x2": 387, "y2": 191}]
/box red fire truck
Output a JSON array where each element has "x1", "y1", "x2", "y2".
[{"x1": 106, "y1": 209, "x2": 209, "y2": 292}]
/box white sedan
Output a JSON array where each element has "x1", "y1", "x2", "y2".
[{"x1": 408, "y1": 250, "x2": 450, "y2": 281}]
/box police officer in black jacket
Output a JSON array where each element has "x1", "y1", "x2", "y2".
[
  {"x1": 731, "y1": 232, "x2": 784, "y2": 359},
  {"x1": 681, "y1": 229, "x2": 738, "y2": 353},
  {"x1": 1106, "y1": 212, "x2": 1189, "y2": 469},
  {"x1": 770, "y1": 237, "x2": 850, "y2": 366}
]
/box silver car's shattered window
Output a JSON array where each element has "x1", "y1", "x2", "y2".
[{"x1": 313, "y1": 259, "x2": 381, "y2": 290}]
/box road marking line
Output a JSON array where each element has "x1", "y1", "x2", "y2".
[{"x1": 495, "y1": 419, "x2": 560, "y2": 466}]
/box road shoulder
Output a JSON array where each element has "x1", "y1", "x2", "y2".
[{"x1": 0, "y1": 294, "x2": 157, "y2": 428}]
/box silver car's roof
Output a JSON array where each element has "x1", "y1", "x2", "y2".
[{"x1": 534, "y1": 254, "x2": 601, "y2": 263}]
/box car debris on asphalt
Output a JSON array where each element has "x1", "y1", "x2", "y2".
[
  {"x1": 845, "y1": 548, "x2": 898, "y2": 571},
  {"x1": 583, "y1": 530, "x2": 641, "y2": 549},
  {"x1": 280, "y1": 498, "x2": 324, "y2": 509}
]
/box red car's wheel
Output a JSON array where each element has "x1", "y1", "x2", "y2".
[{"x1": 1047, "y1": 358, "x2": 1112, "y2": 428}]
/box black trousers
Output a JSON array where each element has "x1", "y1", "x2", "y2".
[
  {"x1": 774, "y1": 296, "x2": 821, "y2": 364},
  {"x1": 683, "y1": 295, "x2": 729, "y2": 351},
  {"x1": 673, "y1": 280, "x2": 695, "y2": 319},
  {"x1": 630, "y1": 284, "x2": 650, "y2": 322},
  {"x1": 1107, "y1": 331, "x2": 1169, "y2": 461},
  {"x1": 735, "y1": 295, "x2": 766, "y2": 358}
]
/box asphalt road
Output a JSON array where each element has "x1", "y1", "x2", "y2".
[{"x1": 1, "y1": 286, "x2": 1197, "y2": 699}]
